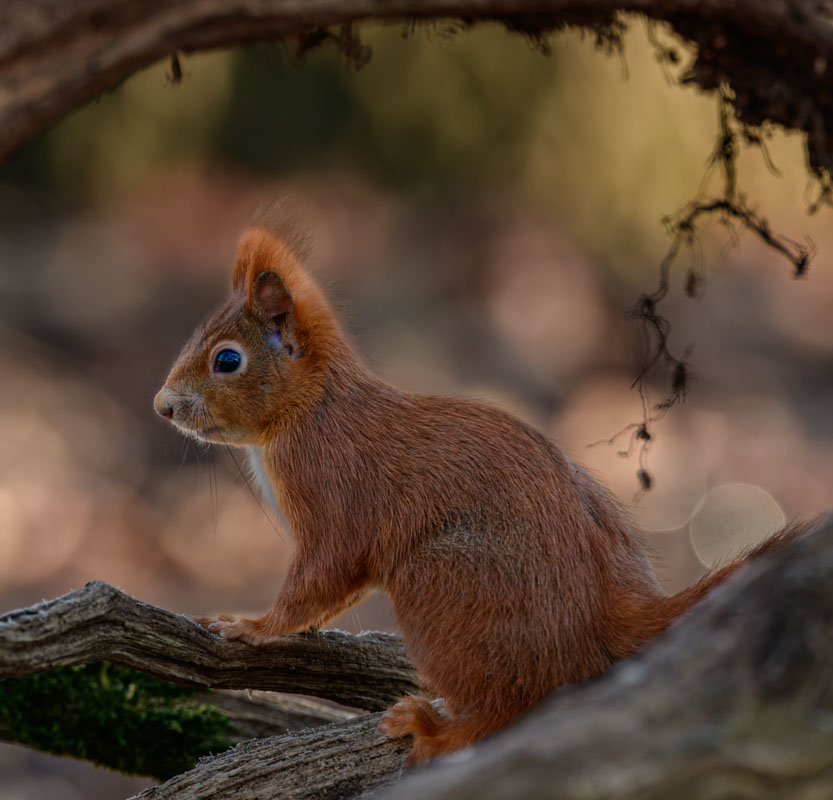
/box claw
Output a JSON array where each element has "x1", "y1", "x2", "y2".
[{"x1": 193, "y1": 613, "x2": 266, "y2": 644}]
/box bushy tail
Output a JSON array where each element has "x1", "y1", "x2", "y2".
[
  {"x1": 666, "y1": 519, "x2": 812, "y2": 616},
  {"x1": 619, "y1": 520, "x2": 815, "y2": 654}
]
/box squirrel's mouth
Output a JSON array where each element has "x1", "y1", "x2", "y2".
[
  {"x1": 155, "y1": 386, "x2": 251, "y2": 445},
  {"x1": 171, "y1": 416, "x2": 221, "y2": 442},
  {"x1": 174, "y1": 417, "x2": 249, "y2": 446}
]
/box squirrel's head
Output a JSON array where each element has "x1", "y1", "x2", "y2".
[{"x1": 154, "y1": 225, "x2": 337, "y2": 445}]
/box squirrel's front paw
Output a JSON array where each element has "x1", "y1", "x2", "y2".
[{"x1": 195, "y1": 613, "x2": 269, "y2": 645}]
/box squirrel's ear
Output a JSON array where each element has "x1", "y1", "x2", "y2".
[
  {"x1": 251, "y1": 271, "x2": 301, "y2": 359},
  {"x1": 232, "y1": 228, "x2": 295, "y2": 322},
  {"x1": 252, "y1": 271, "x2": 294, "y2": 325}
]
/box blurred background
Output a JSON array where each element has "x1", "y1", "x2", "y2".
[{"x1": 1, "y1": 19, "x2": 831, "y2": 799}]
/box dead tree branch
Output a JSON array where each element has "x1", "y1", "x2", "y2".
[
  {"x1": 0, "y1": 580, "x2": 420, "y2": 711},
  {"x1": 204, "y1": 690, "x2": 358, "y2": 742},
  {"x1": 129, "y1": 712, "x2": 410, "y2": 800},
  {"x1": 3, "y1": 0, "x2": 833, "y2": 173}
]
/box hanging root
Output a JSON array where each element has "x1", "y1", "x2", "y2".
[{"x1": 599, "y1": 85, "x2": 816, "y2": 491}]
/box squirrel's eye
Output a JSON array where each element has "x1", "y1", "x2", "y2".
[{"x1": 213, "y1": 348, "x2": 242, "y2": 374}]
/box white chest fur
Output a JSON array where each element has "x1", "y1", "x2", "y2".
[{"x1": 245, "y1": 446, "x2": 280, "y2": 512}]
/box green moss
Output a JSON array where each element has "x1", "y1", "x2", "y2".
[{"x1": 0, "y1": 662, "x2": 233, "y2": 780}]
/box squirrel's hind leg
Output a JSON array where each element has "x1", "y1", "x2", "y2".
[{"x1": 380, "y1": 696, "x2": 508, "y2": 764}]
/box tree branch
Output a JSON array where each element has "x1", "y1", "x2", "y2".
[
  {"x1": 0, "y1": 580, "x2": 420, "y2": 711},
  {"x1": 205, "y1": 689, "x2": 359, "y2": 742},
  {"x1": 129, "y1": 712, "x2": 410, "y2": 800},
  {"x1": 3, "y1": 0, "x2": 833, "y2": 173}
]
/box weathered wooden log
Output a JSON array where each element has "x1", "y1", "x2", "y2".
[
  {"x1": 0, "y1": 580, "x2": 420, "y2": 711},
  {"x1": 130, "y1": 711, "x2": 410, "y2": 800},
  {"x1": 201, "y1": 689, "x2": 359, "y2": 741}
]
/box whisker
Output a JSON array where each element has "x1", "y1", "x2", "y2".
[
  {"x1": 177, "y1": 433, "x2": 191, "y2": 475},
  {"x1": 209, "y1": 439, "x2": 219, "y2": 532},
  {"x1": 191, "y1": 434, "x2": 201, "y2": 500},
  {"x1": 197, "y1": 406, "x2": 220, "y2": 533}
]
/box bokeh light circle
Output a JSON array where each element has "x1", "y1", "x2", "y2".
[{"x1": 690, "y1": 483, "x2": 785, "y2": 569}]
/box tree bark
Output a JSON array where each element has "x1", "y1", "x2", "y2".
[
  {"x1": 204, "y1": 689, "x2": 359, "y2": 742},
  {"x1": 0, "y1": 580, "x2": 421, "y2": 711},
  {"x1": 129, "y1": 711, "x2": 410, "y2": 800},
  {"x1": 2, "y1": 0, "x2": 833, "y2": 174}
]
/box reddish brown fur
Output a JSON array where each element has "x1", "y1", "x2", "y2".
[{"x1": 154, "y1": 225, "x2": 812, "y2": 764}]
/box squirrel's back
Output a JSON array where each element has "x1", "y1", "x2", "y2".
[{"x1": 273, "y1": 368, "x2": 665, "y2": 682}]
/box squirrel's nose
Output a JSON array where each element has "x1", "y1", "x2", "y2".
[{"x1": 153, "y1": 388, "x2": 176, "y2": 420}]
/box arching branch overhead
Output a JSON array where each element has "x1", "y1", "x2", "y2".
[{"x1": 2, "y1": 0, "x2": 833, "y2": 173}]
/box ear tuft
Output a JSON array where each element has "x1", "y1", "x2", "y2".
[{"x1": 254, "y1": 271, "x2": 294, "y2": 325}]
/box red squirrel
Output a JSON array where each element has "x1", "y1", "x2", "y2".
[{"x1": 154, "y1": 218, "x2": 810, "y2": 763}]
